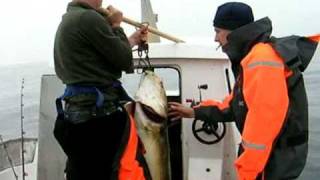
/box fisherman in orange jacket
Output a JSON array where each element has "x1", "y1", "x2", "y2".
[{"x1": 169, "y1": 2, "x2": 319, "y2": 180}]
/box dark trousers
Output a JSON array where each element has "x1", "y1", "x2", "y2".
[{"x1": 53, "y1": 110, "x2": 127, "y2": 180}]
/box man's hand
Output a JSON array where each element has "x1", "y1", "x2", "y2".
[
  {"x1": 168, "y1": 102, "x2": 195, "y2": 121},
  {"x1": 106, "y1": 5, "x2": 123, "y2": 28},
  {"x1": 128, "y1": 26, "x2": 148, "y2": 47}
]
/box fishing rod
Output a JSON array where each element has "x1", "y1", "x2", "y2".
[
  {"x1": 98, "y1": 7, "x2": 185, "y2": 43},
  {"x1": 20, "y1": 78, "x2": 26, "y2": 180},
  {"x1": 0, "y1": 135, "x2": 18, "y2": 180}
]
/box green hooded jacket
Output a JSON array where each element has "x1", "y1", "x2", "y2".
[
  {"x1": 54, "y1": 2, "x2": 133, "y2": 86},
  {"x1": 54, "y1": 2, "x2": 133, "y2": 108}
]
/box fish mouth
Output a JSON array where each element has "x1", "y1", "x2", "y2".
[{"x1": 140, "y1": 104, "x2": 166, "y2": 123}]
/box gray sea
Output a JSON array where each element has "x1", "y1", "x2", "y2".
[
  {"x1": 0, "y1": 60, "x2": 319, "y2": 179},
  {"x1": 0, "y1": 62, "x2": 53, "y2": 140}
]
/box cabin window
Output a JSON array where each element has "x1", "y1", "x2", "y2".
[{"x1": 120, "y1": 67, "x2": 181, "y2": 97}]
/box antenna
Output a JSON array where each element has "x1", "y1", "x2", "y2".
[
  {"x1": 141, "y1": 0, "x2": 160, "y2": 42},
  {"x1": 20, "y1": 78, "x2": 26, "y2": 180},
  {"x1": 0, "y1": 135, "x2": 18, "y2": 180}
]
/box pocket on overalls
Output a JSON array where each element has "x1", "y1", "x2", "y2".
[
  {"x1": 64, "y1": 109, "x2": 93, "y2": 124},
  {"x1": 63, "y1": 96, "x2": 98, "y2": 124},
  {"x1": 64, "y1": 101, "x2": 121, "y2": 124}
]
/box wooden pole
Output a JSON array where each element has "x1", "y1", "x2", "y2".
[{"x1": 99, "y1": 8, "x2": 185, "y2": 43}]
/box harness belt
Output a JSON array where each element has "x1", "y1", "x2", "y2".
[{"x1": 55, "y1": 85, "x2": 105, "y2": 116}]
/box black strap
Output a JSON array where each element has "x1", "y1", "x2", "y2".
[
  {"x1": 277, "y1": 133, "x2": 308, "y2": 148},
  {"x1": 270, "y1": 36, "x2": 318, "y2": 72}
]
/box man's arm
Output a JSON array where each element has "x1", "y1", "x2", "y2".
[
  {"x1": 168, "y1": 94, "x2": 234, "y2": 123},
  {"x1": 193, "y1": 94, "x2": 234, "y2": 123}
]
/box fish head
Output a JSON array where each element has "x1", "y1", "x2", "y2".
[{"x1": 135, "y1": 70, "x2": 168, "y2": 119}]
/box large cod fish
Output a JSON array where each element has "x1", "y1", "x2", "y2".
[{"x1": 132, "y1": 70, "x2": 171, "y2": 180}]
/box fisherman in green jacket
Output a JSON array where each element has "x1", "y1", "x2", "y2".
[{"x1": 53, "y1": 0, "x2": 148, "y2": 179}]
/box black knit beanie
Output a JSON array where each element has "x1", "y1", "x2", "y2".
[{"x1": 213, "y1": 2, "x2": 254, "y2": 30}]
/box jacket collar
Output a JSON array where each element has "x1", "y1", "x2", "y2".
[{"x1": 223, "y1": 17, "x2": 272, "y2": 77}]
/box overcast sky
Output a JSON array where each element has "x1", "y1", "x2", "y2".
[{"x1": 0, "y1": 0, "x2": 319, "y2": 65}]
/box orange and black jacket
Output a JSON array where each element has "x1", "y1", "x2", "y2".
[
  {"x1": 194, "y1": 17, "x2": 319, "y2": 180},
  {"x1": 110, "y1": 109, "x2": 151, "y2": 180}
]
